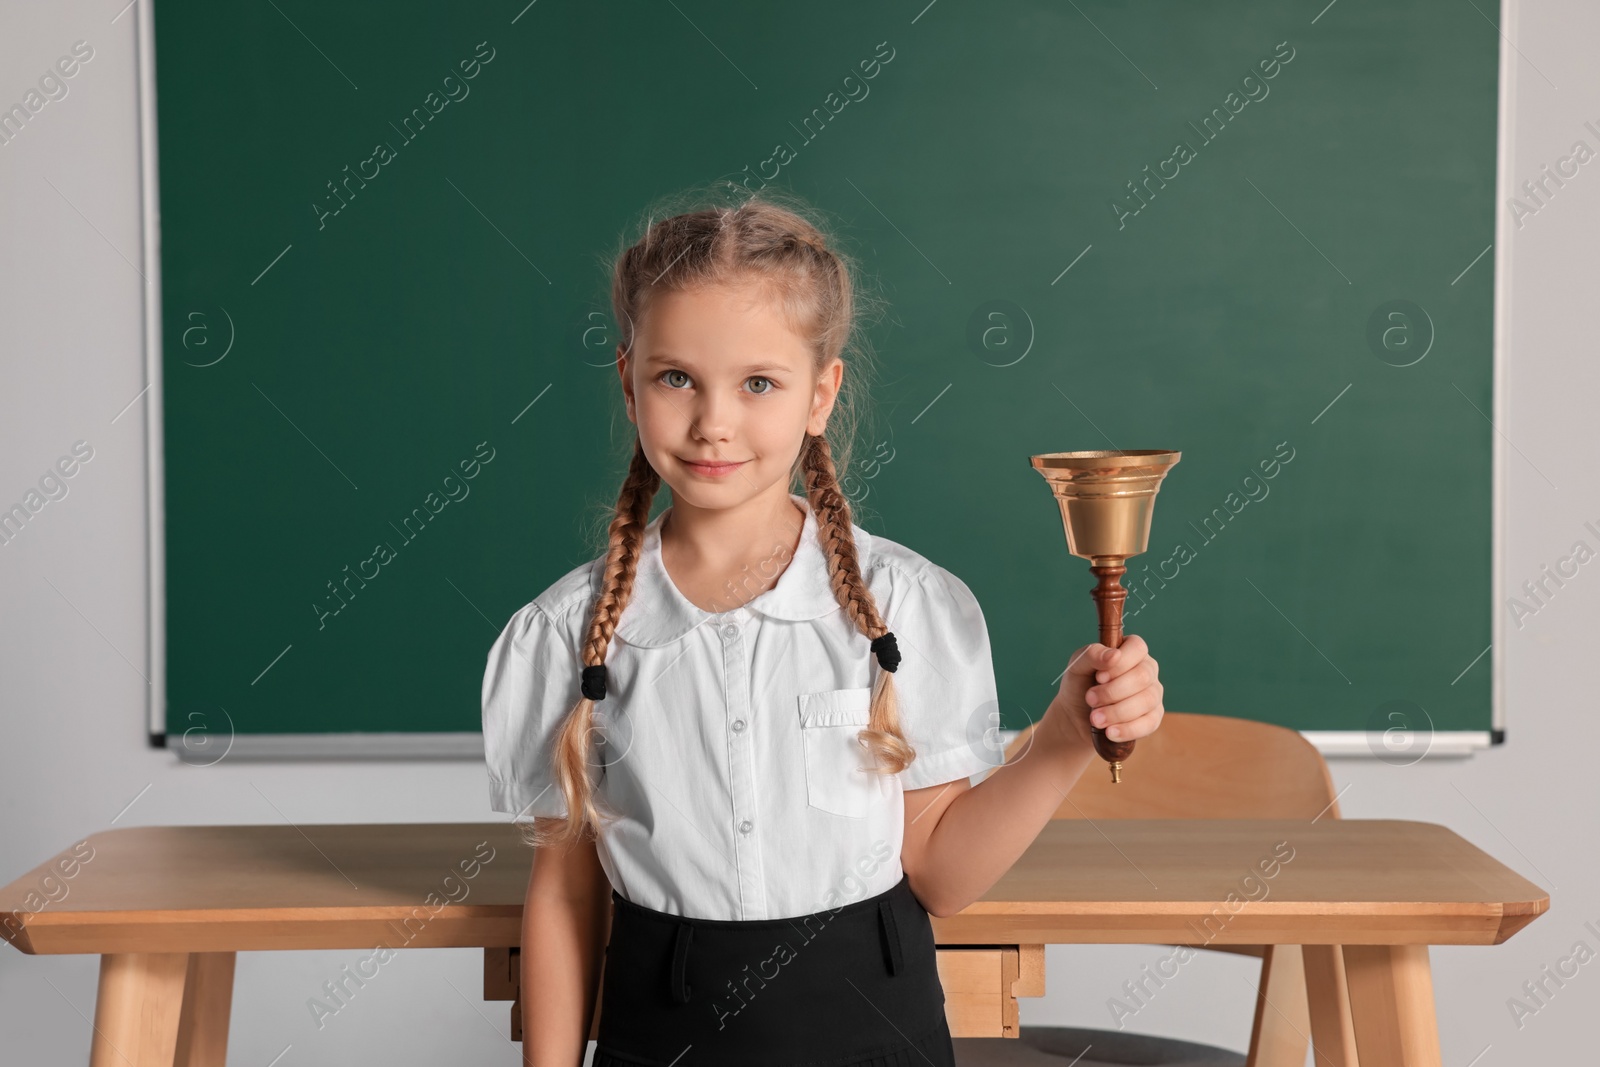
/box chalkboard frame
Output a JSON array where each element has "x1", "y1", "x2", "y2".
[{"x1": 133, "y1": 0, "x2": 1514, "y2": 760}]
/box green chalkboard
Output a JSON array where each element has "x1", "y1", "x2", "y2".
[{"x1": 154, "y1": 0, "x2": 1498, "y2": 749}]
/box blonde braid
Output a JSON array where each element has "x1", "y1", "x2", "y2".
[
  {"x1": 801, "y1": 433, "x2": 916, "y2": 777},
  {"x1": 522, "y1": 438, "x2": 660, "y2": 849}
]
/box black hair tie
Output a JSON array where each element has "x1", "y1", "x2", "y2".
[
  {"x1": 870, "y1": 632, "x2": 900, "y2": 673},
  {"x1": 581, "y1": 664, "x2": 608, "y2": 701}
]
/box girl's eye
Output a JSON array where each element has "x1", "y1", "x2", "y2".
[
  {"x1": 748, "y1": 377, "x2": 773, "y2": 395},
  {"x1": 661, "y1": 370, "x2": 690, "y2": 389}
]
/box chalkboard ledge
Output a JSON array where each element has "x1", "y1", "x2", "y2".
[
  {"x1": 152, "y1": 732, "x2": 485, "y2": 761},
  {"x1": 148, "y1": 729, "x2": 1498, "y2": 762},
  {"x1": 1300, "y1": 730, "x2": 1496, "y2": 758},
  {"x1": 963, "y1": 730, "x2": 1495, "y2": 777}
]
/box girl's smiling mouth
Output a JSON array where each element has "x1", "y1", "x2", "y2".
[{"x1": 680, "y1": 457, "x2": 748, "y2": 477}]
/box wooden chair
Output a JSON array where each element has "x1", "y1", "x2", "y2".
[{"x1": 952, "y1": 711, "x2": 1359, "y2": 1067}]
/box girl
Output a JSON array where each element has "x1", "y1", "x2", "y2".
[{"x1": 482, "y1": 190, "x2": 1165, "y2": 1067}]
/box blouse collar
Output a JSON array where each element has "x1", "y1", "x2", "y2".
[{"x1": 614, "y1": 492, "x2": 870, "y2": 648}]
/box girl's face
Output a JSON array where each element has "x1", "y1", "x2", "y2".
[{"x1": 618, "y1": 281, "x2": 842, "y2": 513}]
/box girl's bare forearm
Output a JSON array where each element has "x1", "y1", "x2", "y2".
[
  {"x1": 521, "y1": 829, "x2": 610, "y2": 1067},
  {"x1": 521, "y1": 889, "x2": 607, "y2": 1066},
  {"x1": 917, "y1": 705, "x2": 1095, "y2": 917}
]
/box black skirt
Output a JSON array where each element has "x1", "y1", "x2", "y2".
[{"x1": 593, "y1": 872, "x2": 956, "y2": 1067}]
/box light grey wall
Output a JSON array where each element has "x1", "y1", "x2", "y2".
[{"x1": 2, "y1": 2, "x2": 1594, "y2": 1064}]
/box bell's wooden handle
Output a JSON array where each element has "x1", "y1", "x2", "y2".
[{"x1": 1089, "y1": 562, "x2": 1135, "y2": 783}]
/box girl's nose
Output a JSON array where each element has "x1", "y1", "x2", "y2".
[{"x1": 688, "y1": 391, "x2": 737, "y2": 442}]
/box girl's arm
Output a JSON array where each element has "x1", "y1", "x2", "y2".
[
  {"x1": 521, "y1": 819, "x2": 610, "y2": 1067},
  {"x1": 900, "y1": 637, "x2": 1163, "y2": 918}
]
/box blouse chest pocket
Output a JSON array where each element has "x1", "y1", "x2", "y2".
[{"x1": 796, "y1": 687, "x2": 886, "y2": 819}]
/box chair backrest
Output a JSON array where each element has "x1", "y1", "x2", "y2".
[{"x1": 1005, "y1": 711, "x2": 1341, "y2": 820}]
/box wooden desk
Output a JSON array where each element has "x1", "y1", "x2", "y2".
[{"x1": 1, "y1": 820, "x2": 1547, "y2": 1067}]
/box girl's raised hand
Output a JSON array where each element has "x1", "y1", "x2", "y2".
[{"x1": 1045, "y1": 634, "x2": 1165, "y2": 753}]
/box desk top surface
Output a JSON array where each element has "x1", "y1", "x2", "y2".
[{"x1": 1, "y1": 820, "x2": 1548, "y2": 955}]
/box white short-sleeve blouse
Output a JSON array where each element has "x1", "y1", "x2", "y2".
[{"x1": 481, "y1": 492, "x2": 1004, "y2": 921}]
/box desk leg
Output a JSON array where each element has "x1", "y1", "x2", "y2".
[
  {"x1": 90, "y1": 953, "x2": 188, "y2": 1067},
  {"x1": 1247, "y1": 944, "x2": 1310, "y2": 1067},
  {"x1": 175, "y1": 953, "x2": 236, "y2": 1067},
  {"x1": 1341, "y1": 944, "x2": 1442, "y2": 1067},
  {"x1": 1303, "y1": 945, "x2": 1358, "y2": 1067},
  {"x1": 90, "y1": 951, "x2": 236, "y2": 1067}
]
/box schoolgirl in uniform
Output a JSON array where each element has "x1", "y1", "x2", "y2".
[{"x1": 482, "y1": 190, "x2": 1166, "y2": 1066}]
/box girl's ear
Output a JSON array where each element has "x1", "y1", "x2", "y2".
[{"x1": 807, "y1": 358, "x2": 843, "y2": 435}]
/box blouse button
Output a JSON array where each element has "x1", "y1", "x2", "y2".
[
  {"x1": 732, "y1": 719, "x2": 746, "y2": 732},
  {"x1": 739, "y1": 819, "x2": 753, "y2": 834},
  {"x1": 722, "y1": 623, "x2": 739, "y2": 638}
]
